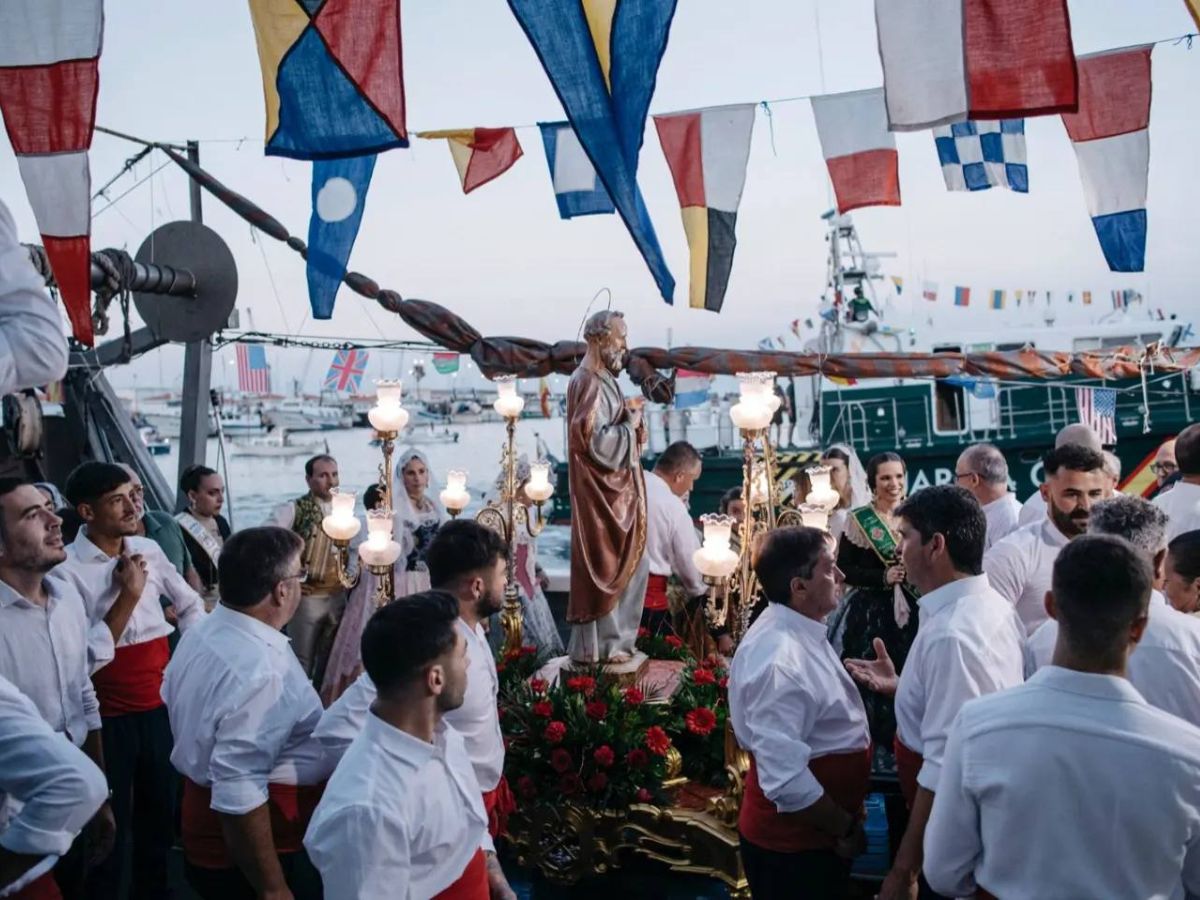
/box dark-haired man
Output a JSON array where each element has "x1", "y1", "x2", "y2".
[
  {"x1": 1156, "y1": 423, "x2": 1200, "y2": 541},
  {"x1": 924, "y1": 535, "x2": 1200, "y2": 898},
  {"x1": 304, "y1": 592, "x2": 515, "y2": 899},
  {"x1": 729, "y1": 527, "x2": 870, "y2": 899},
  {"x1": 643, "y1": 441, "x2": 707, "y2": 638},
  {"x1": 845, "y1": 486, "x2": 1024, "y2": 900},
  {"x1": 984, "y1": 444, "x2": 1110, "y2": 634},
  {"x1": 162, "y1": 526, "x2": 333, "y2": 899},
  {"x1": 266, "y1": 454, "x2": 345, "y2": 678},
  {"x1": 316, "y1": 519, "x2": 514, "y2": 840},
  {"x1": 55, "y1": 461, "x2": 206, "y2": 900}
]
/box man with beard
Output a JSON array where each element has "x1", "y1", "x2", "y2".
[
  {"x1": 0, "y1": 479, "x2": 116, "y2": 897},
  {"x1": 1016, "y1": 423, "x2": 1103, "y2": 528},
  {"x1": 304, "y1": 592, "x2": 516, "y2": 899},
  {"x1": 984, "y1": 445, "x2": 1109, "y2": 634},
  {"x1": 315, "y1": 520, "x2": 515, "y2": 840},
  {"x1": 566, "y1": 310, "x2": 650, "y2": 664},
  {"x1": 55, "y1": 462, "x2": 206, "y2": 900}
]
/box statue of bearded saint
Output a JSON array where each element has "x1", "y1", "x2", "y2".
[{"x1": 566, "y1": 310, "x2": 649, "y2": 664}]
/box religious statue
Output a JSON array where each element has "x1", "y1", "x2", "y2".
[{"x1": 566, "y1": 310, "x2": 649, "y2": 665}]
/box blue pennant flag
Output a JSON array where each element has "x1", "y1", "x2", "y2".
[
  {"x1": 509, "y1": 0, "x2": 677, "y2": 303},
  {"x1": 307, "y1": 154, "x2": 376, "y2": 319},
  {"x1": 538, "y1": 121, "x2": 615, "y2": 219}
]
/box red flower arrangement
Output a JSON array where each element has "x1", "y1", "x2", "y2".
[
  {"x1": 550, "y1": 748, "x2": 574, "y2": 773},
  {"x1": 623, "y1": 686, "x2": 644, "y2": 706},
  {"x1": 635, "y1": 788, "x2": 652, "y2": 803},
  {"x1": 559, "y1": 773, "x2": 583, "y2": 796},
  {"x1": 517, "y1": 775, "x2": 537, "y2": 799},
  {"x1": 566, "y1": 676, "x2": 596, "y2": 697},
  {"x1": 530, "y1": 678, "x2": 548, "y2": 694},
  {"x1": 644, "y1": 726, "x2": 672, "y2": 757},
  {"x1": 532, "y1": 700, "x2": 553, "y2": 718},
  {"x1": 665, "y1": 656, "x2": 731, "y2": 787},
  {"x1": 665, "y1": 635, "x2": 683, "y2": 649},
  {"x1": 625, "y1": 748, "x2": 648, "y2": 769},
  {"x1": 543, "y1": 721, "x2": 567, "y2": 744},
  {"x1": 635, "y1": 628, "x2": 689, "y2": 661},
  {"x1": 685, "y1": 707, "x2": 718, "y2": 736},
  {"x1": 587, "y1": 772, "x2": 608, "y2": 794},
  {"x1": 585, "y1": 700, "x2": 609, "y2": 721},
  {"x1": 593, "y1": 746, "x2": 615, "y2": 768},
  {"x1": 691, "y1": 667, "x2": 717, "y2": 686}
]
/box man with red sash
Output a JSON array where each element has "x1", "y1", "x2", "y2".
[
  {"x1": 315, "y1": 520, "x2": 515, "y2": 839},
  {"x1": 641, "y1": 442, "x2": 708, "y2": 639},
  {"x1": 729, "y1": 527, "x2": 870, "y2": 899},
  {"x1": 162, "y1": 526, "x2": 335, "y2": 898},
  {"x1": 56, "y1": 462, "x2": 206, "y2": 900},
  {"x1": 304, "y1": 592, "x2": 516, "y2": 899},
  {"x1": 845, "y1": 486, "x2": 1025, "y2": 900}
]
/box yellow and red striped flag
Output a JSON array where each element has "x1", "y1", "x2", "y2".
[{"x1": 417, "y1": 128, "x2": 523, "y2": 194}]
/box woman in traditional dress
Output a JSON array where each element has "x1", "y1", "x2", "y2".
[
  {"x1": 176, "y1": 464, "x2": 231, "y2": 610},
  {"x1": 822, "y1": 443, "x2": 871, "y2": 541},
  {"x1": 393, "y1": 448, "x2": 446, "y2": 595},
  {"x1": 829, "y1": 451, "x2": 919, "y2": 751}
]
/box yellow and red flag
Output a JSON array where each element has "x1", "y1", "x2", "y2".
[{"x1": 418, "y1": 128, "x2": 523, "y2": 194}]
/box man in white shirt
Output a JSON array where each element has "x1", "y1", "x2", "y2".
[
  {"x1": 1028, "y1": 494, "x2": 1200, "y2": 727},
  {"x1": 304, "y1": 592, "x2": 516, "y2": 899},
  {"x1": 316, "y1": 520, "x2": 514, "y2": 839},
  {"x1": 642, "y1": 442, "x2": 711, "y2": 640},
  {"x1": 0, "y1": 675, "x2": 108, "y2": 900},
  {"x1": 845, "y1": 485, "x2": 1025, "y2": 900},
  {"x1": 0, "y1": 198, "x2": 68, "y2": 399},
  {"x1": 0, "y1": 479, "x2": 115, "y2": 898},
  {"x1": 729, "y1": 527, "x2": 870, "y2": 899},
  {"x1": 953, "y1": 443, "x2": 1020, "y2": 550},
  {"x1": 55, "y1": 462, "x2": 206, "y2": 900},
  {"x1": 163, "y1": 526, "x2": 334, "y2": 899},
  {"x1": 1156, "y1": 423, "x2": 1200, "y2": 541},
  {"x1": 1016, "y1": 423, "x2": 1103, "y2": 527},
  {"x1": 264, "y1": 454, "x2": 346, "y2": 678},
  {"x1": 924, "y1": 534, "x2": 1200, "y2": 898},
  {"x1": 984, "y1": 444, "x2": 1109, "y2": 634}
]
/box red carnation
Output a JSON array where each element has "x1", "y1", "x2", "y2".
[
  {"x1": 543, "y1": 721, "x2": 567, "y2": 744},
  {"x1": 637, "y1": 627, "x2": 650, "y2": 638},
  {"x1": 593, "y1": 745, "x2": 615, "y2": 768},
  {"x1": 566, "y1": 676, "x2": 596, "y2": 697},
  {"x1": 623, "y1": 687, "x2": 644, "y2": 706},
  {"x1": 685, "y1": 707, "x2": 718, "y2": 736},
  {"x1": 521, "y1": 645, "x2": 538, "y2": 656},
  {"x1": 701, "y1": 655, "x2": 718, "y2": 670},
  {"x1": 645, "y1": 726, "x2": 672, "y2": 756},
  {"x1": 585, "y1": 700, "x2": 608, "y2": 721},
  {"x1": 635, "y1": 788, "x2": 653, "y2": 803},
  {"x1": 625, "y1": 748, "x2": 649, "y2": 769},
  {"x1": 550, "y1": 748, "x2": 574, "y2": 774},
  {"x1": 505, "y1": 647, "x2": 521, "y2": 662},
  {"x1": 559, "y1": 773, "x2": 582, "y2": 796},
  {"x1": 664, "y1": 635, "x2": 683, "y2": 649},
  {"x1": 691, "y1": 667, "x2": 717, "y2": 686},
  {"x1": 530, "y1": 678, "x2": 548, "y2": 694},
  {"x1": 532, "y1": 700, "x2": 553, "y2": 718},
  {"x1": 718, "y1": 676, "x2": 729, "y2": 690},
  {"x1": 517, "y1": 775, "x2": 537, "y2": 800},
  {"x1": 587, "y1": 772, "x2": 608, "y2": 793}
]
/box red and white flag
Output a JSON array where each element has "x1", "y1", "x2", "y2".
[
  {"x1": 0, "y1": 0, "x2": 103, "y2": 346},
  {"x1": 416, "y1": 127, "x2": 524, "y2": 194},
  {"x1": 875, "y1": 0, "x2": 1078, "y2": 132},
  {"x1": 810, "y1": 88, "x2": 900, "y2": 214}
]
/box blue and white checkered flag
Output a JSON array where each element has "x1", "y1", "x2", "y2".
[{"x1": 933, "y1": 119, "x2": 1028, "y2": 193}]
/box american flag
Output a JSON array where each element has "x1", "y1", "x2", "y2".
[
  {"x1": 1075, "y1": 386, "x2": 1117, "y2": 444},
  {"x1": 324, "y1": 348, "x2": 369, "y2": 393},
  {"x1": 236, "y1": 344, "x2": 271, "y2": 394}
]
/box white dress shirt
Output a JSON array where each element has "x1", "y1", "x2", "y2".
[
  {"x1": 894, "y1": 575, "x2": 1025, "y2": 792},
  {"x1": 1016, "y1": 490, "x2": 1046, "y2": 528},
  {"x1": 161, "y1": 604, "x2": 333, "y2": 815},
  {"x1": 644, "y1": 471, "x2": 706, "y2": 597},
  {"x1": 1156, "y1": 481, "x2": 1200, "y2": 542},
  {"x1": 55, "y1": 528, "x2": 205, "y2": 653},
  {"x1": 315, "y1": 618, "x2": 505, "y2": 791},
  {"x1": 1028, "y1": 590, "x2": 1200, "y2": 728},
  {"x1": 983, "y1": 519, "x2": 1069, "y2": 634},
  {"x1": 0, "y1": 675, "x2": 106, "y2": 861},
  {"x1": 0, "y1": 576, "x2": 102, "y2": 746},
  {"x1": 0, "y1": 198, "x2": 68, "y2": 397},
  {"x1": 924, "y1": 667, "x2": 1200, "y2": 899},
  {"x1": 729, "y1": 602, "x2": 869, "y2": 812},
  {"x1": 304, "y1": 715, "x2": 493, "y2": 900},
  {"x1": 982, "y1": 493, "x2": 1021, "y2": 550}
]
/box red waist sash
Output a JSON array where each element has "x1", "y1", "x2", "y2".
[
  {"x1": 8, "y1": 873, "x2": 62, "y2": 900},
  {"x1": 92, "y1": 636, "x2": 169, "y2": 717},
  {"x1": 482, "y1": 777, "x2": 515, "y2": 840},
  {"x1": 893, "y1": 735, "x2": 923, "y2": 809},
  {"x1": 643, "y1": 575, "x2": 670, "y2": 612},
  {"x1": 433, "y1": 847, "x2": 488, "y2": 900},
  {"x1": 181, "y1": 778, "x2": 324, "y2": 869},
  {"x1": 739, "y1": 747, "x2": 872, "y2": 853}
]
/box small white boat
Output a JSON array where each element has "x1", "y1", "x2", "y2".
[
  {"x1": 138, "y1": 425, "x2": 171, "y2": 456},
  {"x1": 378, "y1": 425, "x2": 460, "y2": 446},
  {"x1": 231, "y1": 430, "x2": 327, "y2": 458},
  {"x1": 266, "y1": 397, "x2": 354, "y2": 432}
]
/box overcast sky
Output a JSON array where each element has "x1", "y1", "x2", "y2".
[{"x1": 1, "y1": 0, "x2": 1196, "y2": 396}]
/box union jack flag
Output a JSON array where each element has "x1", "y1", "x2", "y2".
[
  {"x1": 324, "y1": 348, "x2": 369, "y2": 393},
  {"x1": 236, "y1": 344, "x2": 271, "y2": 394},
  {"x1": 1075, "y1": 386, "x2": 1117, "y2": 445}
]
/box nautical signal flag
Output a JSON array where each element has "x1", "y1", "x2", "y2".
[
  {"x1": 432, "y1": 352, "x2": 459, "y2": 375},
  {"x1": 990, "y1": 290, "x2": 1005, "y2": 310},
  {"x1": 538, "y1": 122, "x2": 615, "y2": 219},
  {"x1": 653, "y1": 104, "x2": 755, "y2": 313},
  {"x1": 875, "y1": 0, "x2": 1078, "y2": 131},
  {"x1": 1015, "y1": 290, "x2": 1024, "y2": 306},
  {"x1": 933, "y1": 120, "x2": 1028, "y2": 193},
  {"x1": 0, "y1": 0, "x2": 103, "y2": 346},
  {"x1": 674, "y1": 370, "x2": 712, "y2": 410},
  {"x1": 923, "y1": 281, "x2": 939, "y2": 302},
  {"x1": 891, "y1": 276, "x2": 904, "y2": 294},
  {"x1": 325, "y1": 348, "x2": 369, "y2": 393},
  {"x1": 954, "y1": 286, "x2": 971, "y2": 307},
  {"x1": 1062, "y1": 46, "x2": 1152, "y2": 273},
  {"x1": 417, "y1": 128, "x2": 523, "y2": 194},
  {"x1": 509, "y1": 0, "x2": 676, "y2": 304},
  {"x1": 810, "y1": 88, "x2": 900, "y2": 214},
  {"x1": 308, "y1": 154, "x2": 376, "y2": 319}
]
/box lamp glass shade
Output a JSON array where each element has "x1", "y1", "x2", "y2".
[
  {"x1": 360, "y1": 509, "x2": 403, "y2": 567},
  {"x1": 439, "y1": 470, "x2": 471, "y2": 512},
  {"x1": 368, "y1": 380, "x2": 409, "y2": 432},
  {"x1": 525, "y1": 460, "x2": 554, "y2": 502},
  {"x1": 804, "y1": 465, "x2": 841, "y2": 510},
  {"x1": 322, "y1": 490, "x2": 361, "y2": 541},
  {"x1": 493, "y1": 376, "x2": 525, "y2": 418},
  {"x1": 797, "y1": 503, "x2": 830, "y2": 531},
  {"x1": 694, "y1": 514, "x2": 740, "y2": 578}
]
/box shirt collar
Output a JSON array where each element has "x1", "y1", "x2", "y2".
[
  {"x1": 1150, "y1": 589, "x2": 1167, "y2": 608},
  {"x1": 365, "y1": 711, "x2": 447, "y2": 768},
  {"x1": 1028, "y1": 665, "x2": 1147, "y2": 705},
  {"x1": 917, "y1": 574, "x2": 990, "y2": 618},
  {"x1": 762, "y1": 600, "x2": 830, "y2": 643},
  {"x1": 982, "y1": 494, "x2": 1015, "y2": 512},
  {"x1": 1040, "y1": 517, "x2": 1073, "y2": 548},
  {"x1": 70, "y1": 527, "x2": 123, "y2": 562},
  {"x1": 211, "y1": 602, "x2": 291, "y2": 649}
]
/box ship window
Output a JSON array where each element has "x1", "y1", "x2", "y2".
[
  {"x1": 933, "y1": 381, "x2": 966, "y2": 433},
  {"x1": 1099, "y1": 336, "x2": 1137, "y2": 349},
  {"x1": 996, "y1": 341, "x2": 1029, "y2": 351},
  {"x1": 1073, "y1": 337, "x2": 1101, "y2": 351}
]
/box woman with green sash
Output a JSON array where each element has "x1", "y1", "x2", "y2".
[{"x1": 829, "y1": 451, "x2": 919, "y2": 752}]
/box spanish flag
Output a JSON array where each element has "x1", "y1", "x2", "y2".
[{"x1": 417, "y1": 128, "x2": 523, "y2": 194}]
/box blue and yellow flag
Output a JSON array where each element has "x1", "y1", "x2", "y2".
[{"x1": 508, "y1": 0, "x2": 677, "y2": 303}]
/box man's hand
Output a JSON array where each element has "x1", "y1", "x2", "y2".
[
  {"x1": 884, "y1": 564, "x2": 907, "y2": 586},
  {"x1": 86, "y1": 802, "x2": 117, "y2": 866},
  {"x1": 485, "y1": 851, "x2": 517, "y2": 900},
  {"x1": 113, "y1": 553, "x2": 148, "y2": 599},
  {"x1": 844, "y1": 638, "x2": 900, "y2": 696},
  {"x1": 833, "y1": 820, "x2": 866, "y2": 860},
  {"x1": 875, "y1": 866, "x2": 919, "y2": 900}
]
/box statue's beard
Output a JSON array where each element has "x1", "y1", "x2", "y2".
[{"x1": 602, "y1": 347, "x2": 625, "y2": 373}]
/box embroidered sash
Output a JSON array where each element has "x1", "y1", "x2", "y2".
[
  {"x1": 175, "y1": 512, "x2": 222, "y2": 570},
  {"x1": 850, "y1": 506, "x2": 911, "y2": 628}
]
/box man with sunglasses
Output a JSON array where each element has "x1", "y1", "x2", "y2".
[{"x1": 163, "y1": 526, "x2": 335, "y2": 899}]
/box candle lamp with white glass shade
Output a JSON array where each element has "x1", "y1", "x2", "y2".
[
  {"x1": 440, "y1": 470, "x2": 471, "y2": 517},
  {"x1": 803, "y1": 465, "x2": 841, "y2": 511},
  {"x1": 492, "y1": 376, "x2": 526, "y2": 420}
]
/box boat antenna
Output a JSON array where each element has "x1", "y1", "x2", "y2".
[{"x1": 575, "y1": 287, "x2": 613, "y2": 343}]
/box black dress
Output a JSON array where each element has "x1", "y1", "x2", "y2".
[
  {"x1": 180, "y1": 513, "x2": 231, "y2": 594},
  {"x1": 832, "y1": 509, "x2": 919, "y2": 750}
]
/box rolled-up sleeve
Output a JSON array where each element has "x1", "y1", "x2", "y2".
[
  {"x1": 153, "y1": 544, "x2": 206, "y2": 632},
  {"x1": 0, "y1": 200, "x2": 67, "y2": 397},
  {"x1": 209, "y1": 673, "x2": 292, "y2": 815},
  {"x1": 740, "y1": 668, "x2": 823, "y2": 812},
  {"x1": 924, "y1": 714, "x2": 982, "y2": 898}
]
